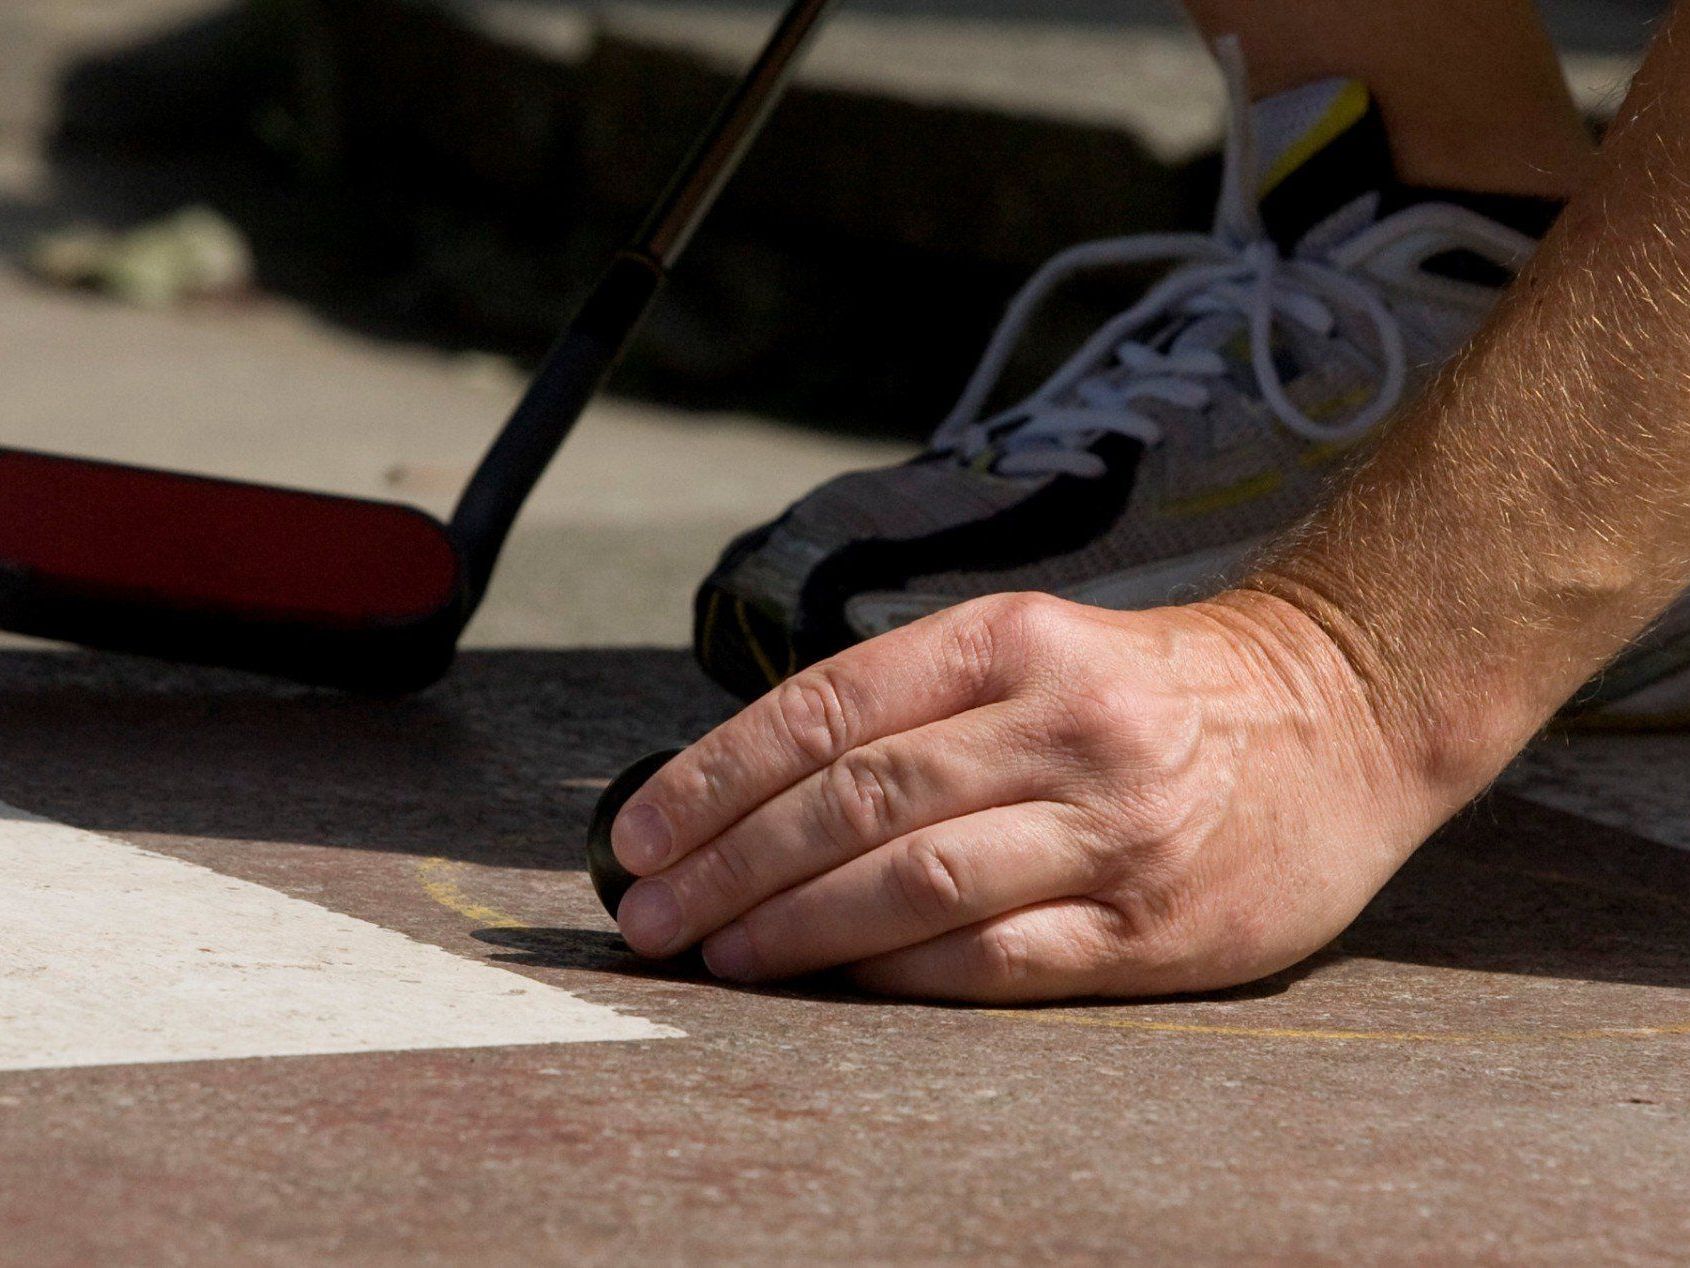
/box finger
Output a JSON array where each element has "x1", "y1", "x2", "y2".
[
  {"x1": 616, "y1": 705, "x2": 1045, "y2": 958},
  {"x1": 611, "y1": 599, "x2": 1016, "y2": 875},
  {"x1": 844, "y1": 900, "x2": 1147, "y2": 1003},
  {"x1": 696, "y1": 804, "x2": 1095, "y2": 983}
]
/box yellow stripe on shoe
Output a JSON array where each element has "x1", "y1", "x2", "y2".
[{"x1": 1258, "y1": 81, "x2": 1371, "y2": 200}]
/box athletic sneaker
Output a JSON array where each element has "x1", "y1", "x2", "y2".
[{"x1": 694, "y1": 50, "x2": 1568, "y2": 704}]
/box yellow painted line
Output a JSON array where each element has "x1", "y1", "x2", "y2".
[
  {"x1": 414, "y1": 856, "x2": 527, "y2": 929},
  {"x1": 415, "y1": 848, "x2": 1690, "y2": 1048},
  {"x1": 981, "y1": 1009, "x2": 1690, "y2": 1045},
  {"x1": 412, "y1": 767, "x2": 613, "y2": 929}
]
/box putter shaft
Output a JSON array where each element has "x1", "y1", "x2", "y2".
[{"x1": 451, "y1": 0, "x2": 839, "y2": 609}]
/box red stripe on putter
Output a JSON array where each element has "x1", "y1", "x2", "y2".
[{"x1": 0, "y1": 450, "x2": 461, "y2": 626}]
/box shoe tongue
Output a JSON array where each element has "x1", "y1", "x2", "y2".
[
  {"x1": 1148, "y1": 83, "x2": 1390, "y2": 363},
  {"x1": 1248, "y1": 78, "x2": 1394, "y2": 250},
  {"x1": 990, "y1": 79, "x2": 1398, "y2": 466}
]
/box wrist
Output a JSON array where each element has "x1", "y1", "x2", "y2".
[{"x1": 1199, "y1": 575, "x2": 1538, "y2": 814}]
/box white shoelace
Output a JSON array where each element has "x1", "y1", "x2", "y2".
[{"x1": 932, "y1": 38, "x2": 1409, "y2": 481}]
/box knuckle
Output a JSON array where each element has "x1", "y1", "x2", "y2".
[
  {"x1": 823, "y1": 749, "x2": 902, "y2": 843},
  {"x1": 1046, "y1": 677, "x2": 1197, "y2": 774},
  {"x1": 691, "y1": 834, "x2": 763, "y2": 906},
  {"x1": 1106, "y1": 884, "x2": 1192, "y2": 963},
  {"x1": 774, "y1": 666, "x2": 857, "y2": 764},
  {"x1": 888, "y1": 836, "x2": 970, "y2": 923},
  {"x1": 991, "y1": 591, "x2": 1069, "y2": 648},
  {"x1": 677, "y1": 746, "x2": 731, "y2": 813},
  {"x1": 952, "y1": 592, "x2": 1066, "y2": 668},
  {"x1": 942, "y1": 608, "x2": 999, "y2": 697},
  {"x1": 976, "y1": 921, "x2": 1033, "y2": 990}
]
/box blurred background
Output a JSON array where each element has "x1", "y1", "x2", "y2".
[{"x1": 0, "y1": 0, "x2": 1669, "y2": 647}]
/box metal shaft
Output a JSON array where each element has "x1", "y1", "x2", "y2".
[
  {"x1": 451, "y1": 0, "x2": 838, "y2": 609},
  {"x1": 636, "y1": 0, "x2": 837, "y2": 266}
]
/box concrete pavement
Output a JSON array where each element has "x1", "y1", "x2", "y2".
[{"x1": 4, "y1": 650, "x2": 1690, "y2": 1263}]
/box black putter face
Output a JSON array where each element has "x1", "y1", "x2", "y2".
[
  {"x1": 587, "y1": 748, "x2": 686, "y2": 918},
  {"x1": 0, "y1": 448, "x2": 468, "y2": 692}
]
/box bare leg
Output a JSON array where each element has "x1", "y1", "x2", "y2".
[{"x1": 1182, "y1": 0, "x2": 1595, "y2": 198}]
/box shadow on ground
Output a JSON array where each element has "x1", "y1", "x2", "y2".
[
  {"x1": 0, "y1": 647, "x2": 736, "y2": 871},
  {"x1": 472, "y1": 921, "x2": 1317, "y2": 1007},
  {"x1": 3, "y1": 647, "x2": 1687, "y2": 994}
]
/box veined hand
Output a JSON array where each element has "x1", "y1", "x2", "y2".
[{"x1": 610, "y1": 590, "x2": 1461, "y2": 1001}]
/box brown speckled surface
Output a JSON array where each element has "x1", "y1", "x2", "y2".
[{"x1": 2, "y1": 649, "x2": 1690, "y2": 1264}]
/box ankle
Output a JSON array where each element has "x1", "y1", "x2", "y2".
[{"x1": 1381, "y1": 104, "x2": 1596, "y2": 201}]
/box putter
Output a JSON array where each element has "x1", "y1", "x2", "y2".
[{"x1": 0, "y1": 0, "x2": 836, "y2": 693}]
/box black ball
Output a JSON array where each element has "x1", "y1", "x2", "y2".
[{"x1": 586, "y1": 748, "x2": 686, "y2": 918}]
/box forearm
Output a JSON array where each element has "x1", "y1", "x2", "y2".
[{"x1": 1238, "y1": 11, "x2": 1690, "y2": 798}]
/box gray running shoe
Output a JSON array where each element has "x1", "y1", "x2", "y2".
[{"x1": 696, "y1": 56, "x2": 1569, "y2": 707}]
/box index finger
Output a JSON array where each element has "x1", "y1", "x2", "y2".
[{"x1": 611, "y1": 598, "x2": 1014, "y2": 874}]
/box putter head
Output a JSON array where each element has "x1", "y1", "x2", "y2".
[{"x1": 0, "y1": 448, "x2": 468, "y2": 692}]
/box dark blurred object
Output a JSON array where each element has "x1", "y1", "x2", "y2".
[
  {"x1": 48, "y1": 0, "x2": 1200, "y2": 436},
  {"x1": 52, "y1": 6, "x2": 263, "y2": 152},
  {"x1": 45, "y1": 0, "x2": 1665, "y2": 435}
]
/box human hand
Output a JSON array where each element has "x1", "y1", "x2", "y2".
[{"x1": 609, "y1": 590, "x2": 1475, "y2": 1001}]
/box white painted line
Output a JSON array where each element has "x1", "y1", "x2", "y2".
[
  {"x1": 0, "y1": 802, "x2": 680, "y2": 1072},
  {"x1": 1503, "y1": 734, "x2": 1690, "y2": 853}
]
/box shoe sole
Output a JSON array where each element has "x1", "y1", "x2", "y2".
[{"x1": 695, "y1": 585, "x2": 797, "y2": 701}]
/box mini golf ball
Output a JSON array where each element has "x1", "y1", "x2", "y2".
[{"x1": 587, "y1": 748, "x2": 685, "y2": 918}]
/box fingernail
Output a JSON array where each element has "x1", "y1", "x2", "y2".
[
  {"x1": 616, "y1": 881, "x2": 683, "y2": 955},
  {"x1": 702, "y1": 924, "x2": 760, "y2": 982},
  {"x1": 612, "y1": 801, "x2": 672, "y2": 872}
]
